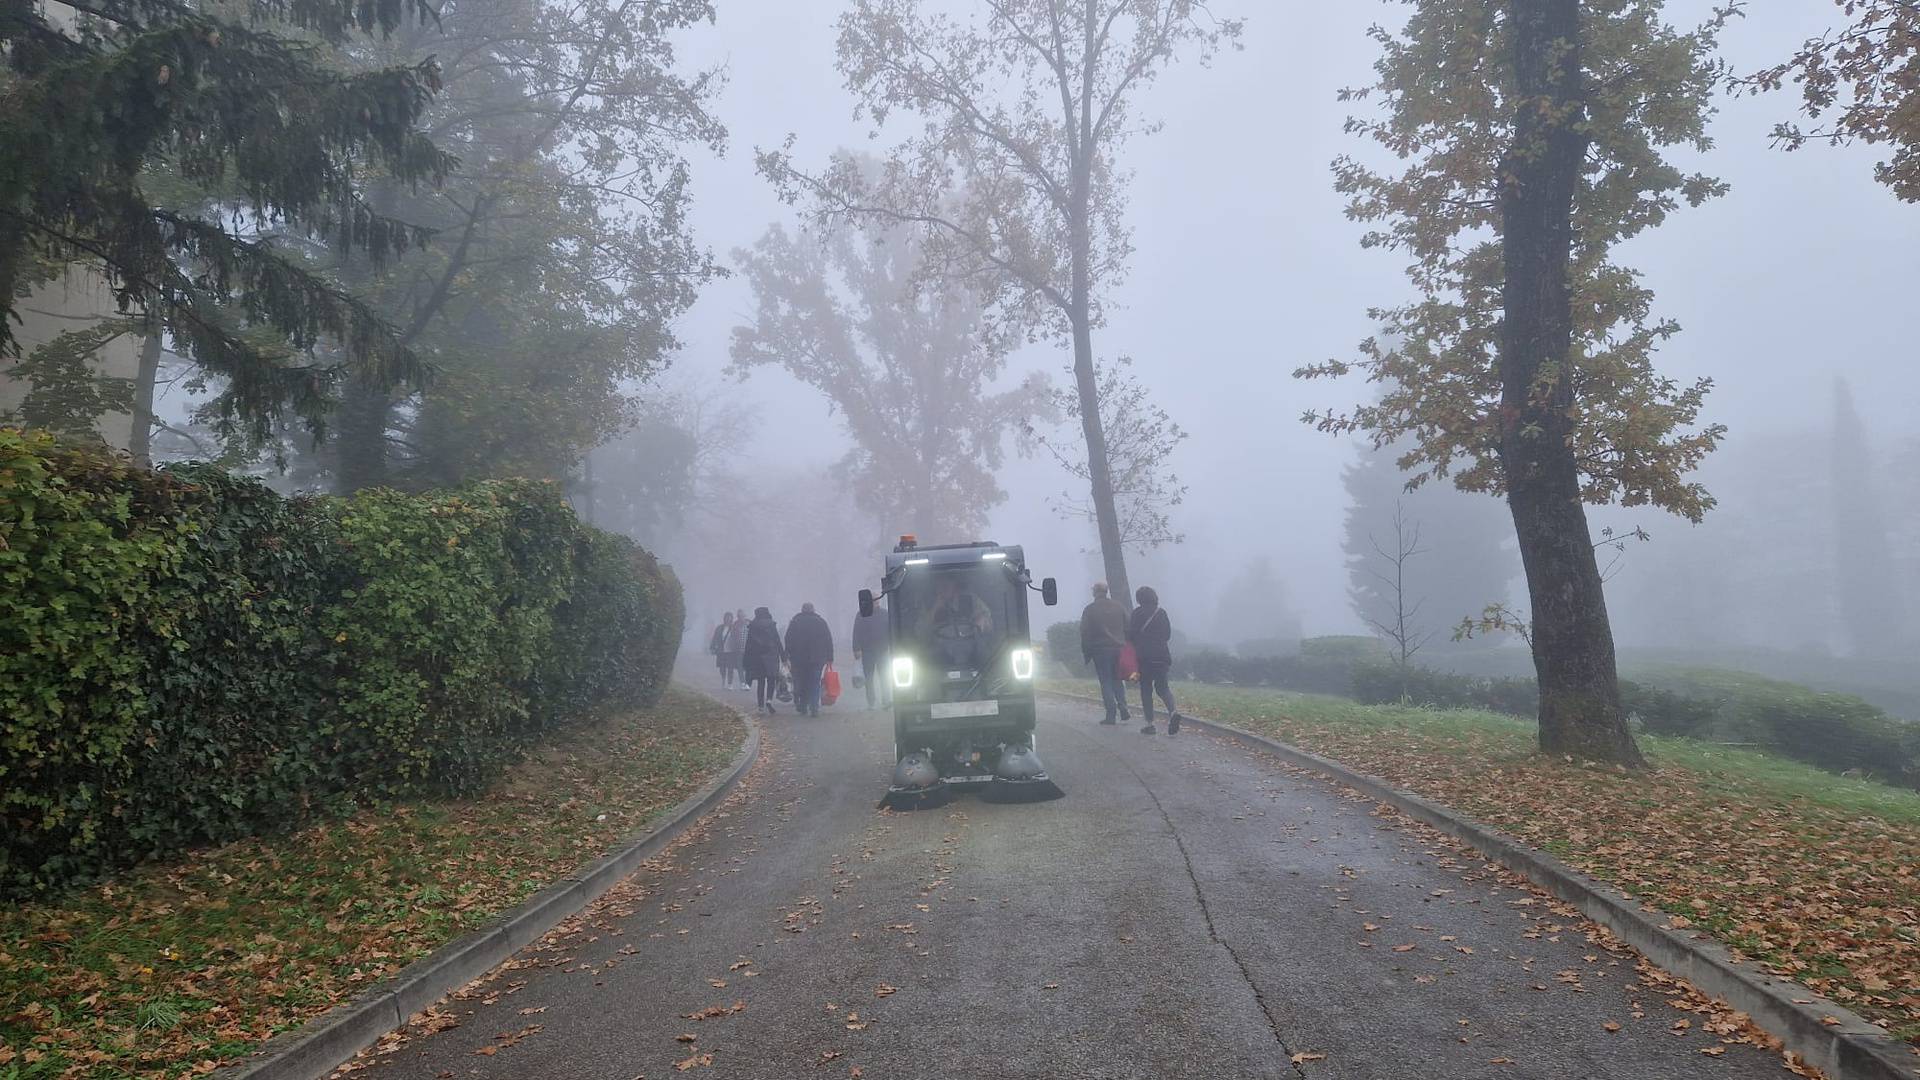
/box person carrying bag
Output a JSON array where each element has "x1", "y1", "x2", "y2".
[{"x1": 1126, "y1": 586, "x2": 1184, "y2": 736}]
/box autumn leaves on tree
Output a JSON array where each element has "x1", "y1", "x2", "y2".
[{"x1": 1301, "y1": 1, "x2": 1738, "y2": 763}]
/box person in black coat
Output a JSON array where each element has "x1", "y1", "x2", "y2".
[
  {"x1": 783, "y1": 602, "x2": 835, "y2": 717},
  {"x1": 1127, "y1": 585, "x2": 1184, "y2": 736},
  {"x1": 741, "y1": 607, "x2": 785, "y2": 714},
  {"x1": 709, "y1": 611, "x2": 735, "y2": 688},
  {"x1": 850, "y1": 601, "x2": 891, "y2": 709}
]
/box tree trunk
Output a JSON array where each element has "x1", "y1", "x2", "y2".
[
  {"x1": 1498, "y1": 0, "x2": 1642, "y2": 766},
  {"x1": 1067, "y1": 153, "x2": 1130, "y2": 605},
  {"x1": 332, "y1": 380, "x2": 392, "y2": 494},
  {"x1": 128, "y1": 331, "x2": 161, "y2": 467}
]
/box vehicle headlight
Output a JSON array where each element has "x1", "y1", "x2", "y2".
[
  {"x1": 891, "y1": 655, "x2": 914, "y2": 689},
  {"x1": 1011, "y1": 647, "x2": 1035, "y2": 680}
]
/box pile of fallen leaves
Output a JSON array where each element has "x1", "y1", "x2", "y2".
[
  {"x1": 1109, "y1": 684, "x2": 1920, "y2": 1046},
  {"x1": 0, "y1": 689, "x2": 746, "y2": 1078}
]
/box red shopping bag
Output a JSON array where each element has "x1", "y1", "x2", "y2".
[
  {"x1": 1117, "y1": 643, "x2": 1139, "y2": 682},
  {"x1": 821, "y1": 664, "x2": 842, "y2": 706}
]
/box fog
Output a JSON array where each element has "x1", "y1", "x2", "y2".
[{"x1": 627, "y1": 2, "x2": 1917, "y2": 692}]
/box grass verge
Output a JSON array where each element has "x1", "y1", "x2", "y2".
[
  {"x1": 0, "y1": 687, "x2": 746, "y2": 1079},
  {"x1": 1048, "y1": 678, "x2": 1920, "y2": 1044}
]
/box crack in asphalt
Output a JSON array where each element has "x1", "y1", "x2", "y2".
[{"x1": 1052, "y1": 719, "x2": 1312, "y2": 1078}]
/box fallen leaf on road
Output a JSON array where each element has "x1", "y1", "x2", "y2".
[
  {"x1": 473, "y1": 1046, "x2": 497, "y2": 1057},
  {"x1": 676, "y1": 1034, "x2": 697, "y2": 1043},
  {"x1": 674, "y1": 1053, "x2": 713, "y2": 1070},
  {"x1": 1604, "y1": 1022, "x2": 1622, "y2": 1033},
  {"x1": 1289, "y1": 1051, "x2": 1326, "y2": 1064},
  {"x1": 1363, "y1": 923, "x2": 1379, "y2": 932},
  {"x1": 1043, "y1": 983, "x2": 1059, "y2": 990},
  {"x1": 1700, "y1": 1047, "x2": 1727, "y2": 1057},
  {"x1": 1490, "y1": 1058, "x2": 1514, "y2": 1065},
  {"x1": 1821, "y1": 1016, "x2": 1840, "y2": 1026},
  {"x1": 708, "y1": 979, "x2": 727, "y2": 988},
  {"x1": 817, "y1": 1050, "x2": 842, "y2": 1065},
  {"x1": 1392, "y1": 944, "x2": 1417, "y2": 953},
  {"x1": 875, "y1": 985, "x2": 897, "y2": 997}
]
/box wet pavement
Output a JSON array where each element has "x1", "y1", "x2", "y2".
[{"x1": 339, "y1": 684, "x2": 1790, "y2": 1080}]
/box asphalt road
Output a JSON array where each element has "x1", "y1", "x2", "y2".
[{"x1": 343, "y1": 686, "x2": 1789, "y2": 1080}]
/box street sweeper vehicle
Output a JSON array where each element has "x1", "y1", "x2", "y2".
[{"x1": 859, "y1": 536, "x2": 1062, "y2": 809}]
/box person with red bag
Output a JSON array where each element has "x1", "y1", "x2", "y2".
[
  {"x1": 1079, "y1": 582, "x2": 1131, "y2": 726},
  {"x1": 782, "y1": 602, "x2": 835, "y2": 718},
  {"x1": 1126, "y1": 585, "x2": 1184, "y2": 736}
]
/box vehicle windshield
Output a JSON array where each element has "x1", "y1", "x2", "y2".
[{"x1": 892, "y1": 562, "x2": 1016, "y2": 674}]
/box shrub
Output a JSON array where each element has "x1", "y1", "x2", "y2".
[
  {"x1": 1618, "y1": 681, "x2": 1717, "y2": 738},
  {"x1": 1351, "y1": 661, "x2": 1538, "y2": 715},
  {"x1": 1177, "y1": 642, "x2": 1365, "y2": 697},
  {"x1": 1044, "y1": 621, "x2": 1089, "y2": 676},
  {"x1": 1629, "y1": 666, "x2": 1919, "y2": 788},
  {"x1": 0, "y1": 431, "x2": 683, "y2": 895},
  {"x1": 1301, "y1": 635, "x2": 1390, "y2": 664}
]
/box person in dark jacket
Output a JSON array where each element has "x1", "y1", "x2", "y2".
[
  {"x1": 850, "y1": 601, "x2": 891, "y2": 709},
  {"x1": 710, "y1": 612, "x2": 736, "y2": 688},
  {"x1": 721, "y1": 609, "x2": 748, "y2": 692},
  {"x1": 1127, "y1": 585, "x2": 1183, "y2": 735},
  {"x1": 1079, "y1": 582, "x2": 1130, "y2": 725},
  {"x1": 784, "y1": 602, "x2": 835, "y2": 717},
  {"x1": 742, "y1": 607, "x2": 785, "y2": 714}
]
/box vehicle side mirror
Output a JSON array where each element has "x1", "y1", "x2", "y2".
[
  {"x1": 1041, "y1": 578, "x2": 1058, "y2": 607},
  {"x1": 858, "y1": 588, "x2": 875, "y2": 618}
]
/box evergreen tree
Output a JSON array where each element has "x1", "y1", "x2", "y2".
[
  {"x1": 1831, "y1": 378, "x2": 1907, "y2": 658},
  {"x1": 317, "y1": 0, "x2": 725, "y2": 491},
  {"x1": 1, "y1": 0, "x2": 452, "y2": 441},
  {"x1": 1343, "y1": 440, "x2": 1516, "y2": 651},
  {"x1": 1213, "y1": 557, "x2": 1304, "y2": 655}
]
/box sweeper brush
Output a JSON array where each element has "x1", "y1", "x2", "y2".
[
  {"x1": 979, "y1": 743, "x2": 1064, "y2": 804},
  {"x1": 879, "y1": 752, "x2": 956, "y2": 811}
]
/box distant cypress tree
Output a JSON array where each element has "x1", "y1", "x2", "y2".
[
  {"x1": 0, "y1": 0, "x2": 453, "y2": 442},
  {"x1": 1830, "y1": 378, "x2": 1907, "y2": 658}
]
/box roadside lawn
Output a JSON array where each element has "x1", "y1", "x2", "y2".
[
  {"x1": 0, "y1": 688, "x2": 747, "y2": 1079},
  {"x1": 1047, "y1": 679, "x2": 1920, "y2": 1045}
]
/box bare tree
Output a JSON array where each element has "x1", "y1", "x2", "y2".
[
  {"x1": 1029, "y1": 358, "x2": 1186, "y2": 552},
  {"x1": 758, "y1": 0, "x2": 1241, "y2": 604},
  {"x1": 1361, "y1": 502, "x2": 1432, "y2": 672}
]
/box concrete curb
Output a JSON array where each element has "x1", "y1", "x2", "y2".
[
  {"x1": 1041, "y1": 688, "x2": 1918, "y2": 1080},
  {"x1": 215, "y1": 704, "x2": 761, "y2": 1080}
]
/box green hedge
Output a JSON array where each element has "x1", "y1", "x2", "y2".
[
  {"x1": 1345, "y1": 659, "x2": 1918, "y2": 789},
  {"x1": 0, "y1": 429, "x2": 683, "y2": 896}
]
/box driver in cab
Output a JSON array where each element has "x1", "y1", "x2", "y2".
[{"x1": 922, "y1": 575, "x2": 994, "y2": 669}]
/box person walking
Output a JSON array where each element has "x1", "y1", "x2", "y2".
[
  {"x1": 742, "y1": 607, "x2": 784, "y2": 714},
  {"x1": 721, "y1": 608, "x2": 748, "y2": 690},
  {"x1": 784, "y1": 602, "x2": 835, "y2": 718},
  {"x1": 1079, "y1": 582, "x2": 1130, "y2": 725},
  {"x1": 709, "y1": 612, "x2": 733, "y2": 687},
  {"x1": 850, "y1": 600, "x2": 891, "y2": 710},
  {"x1": 1127, "y1": 585, "x2": 1184, "y2": 736}
]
